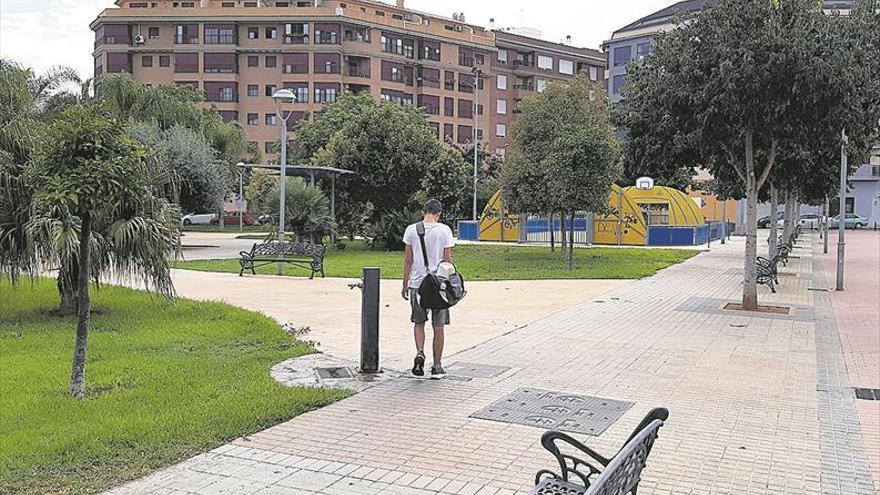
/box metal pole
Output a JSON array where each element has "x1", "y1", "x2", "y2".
[
  {"x1": 616, "y1": 188, "x2": 622, "y2": 247},
  {"x1": 330, "y1": 174, "x2": 336, "y2": 247},
  {"x1": 824, "y1": 194, "x2": 830, "y2": 254},
  {"x1": 472, "y1": 72, "x2": 480, "y2": 221},
  {"x1": 277, "y1": 111, "x2": 288, "y2": 275},
  {"x1": 721, "y1": 198, "x2": 726, "y2": 244},
  {"x1": 836, "y1": 129, "x2": 847, "y2": 291},
  {"x1": 239, "y1": 172, "x2": 244, "y2": 232},
  {"x1": 359, "y1": 267, "x2": 380, "y2": 374}
]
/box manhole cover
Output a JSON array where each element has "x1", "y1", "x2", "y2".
[
  {"x1": 470, "y1": 388, "x2": 633, "y2": 436},
  {"x1": 315, "y1": 367, "x2": 355, "y2": 379},
  {"x1": 446, "y1": 362, "x2": 510, "y2": 379}
]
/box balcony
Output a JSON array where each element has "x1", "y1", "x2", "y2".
[
  {"x1": 175, "y1": 35, "x2": 199, "y2": 44},
  {"x1": 315, "y1": 33, "x2": 339, "y2": 45},
  {"x1": 459, "y1": 55, "x2": 474, "y2": 67},
  {"x1": 344, "y1": 66, "x2": 371, "y2": 78},
  {"x1": 283, "y1": 34, "x2": 309, "y2": 45},
  {"x1": 344, "y1": 30, "x2": 370, "y2": 43},
  {"x1": 418, "y1": 77, "x2": 440, "y2": 89}
]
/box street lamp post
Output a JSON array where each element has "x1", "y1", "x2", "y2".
[
  {"x1": 471, "y1": 67, "x2": 487, "y2": 221},
  {"x1": 836, "y1": 129, "x2": 847, "y2": 291},
  {"x1": 272, "y1": 89, "x2": 297, "y2": 276}
]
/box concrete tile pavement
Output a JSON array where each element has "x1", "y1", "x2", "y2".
[{"x1": 104, "y1": 234, "x2": 877, "y2": 494}]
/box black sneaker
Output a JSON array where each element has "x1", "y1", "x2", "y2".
[
  {"x1": 412, "y1": 351, "x2": 425, "y2": 376},
  {"x1": 430, "y1": 365, "x2": 447, "y2": 379}
]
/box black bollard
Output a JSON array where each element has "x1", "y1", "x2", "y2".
[{"x1": 359, "y1": 267, "x2": 380, "y2": 374}]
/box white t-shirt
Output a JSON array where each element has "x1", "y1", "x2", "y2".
[{"x1": 403, "y1": 221, "x2": 455, "y2": 288}]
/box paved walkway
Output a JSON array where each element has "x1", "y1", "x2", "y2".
[
  {"x1": 105, "y1": 233, "x2": 878, "y2": 495},
  {"x1": 165, "y1": 270, "x2": 628, "y2": 371}
]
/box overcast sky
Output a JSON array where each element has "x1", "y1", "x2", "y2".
[{"x1": 0, "y1": 0, "x2": 673, "y2": 78}]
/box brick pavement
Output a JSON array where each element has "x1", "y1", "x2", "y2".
[{"x1": 104, "y1": 233, "x2": 877, "y2": 495}]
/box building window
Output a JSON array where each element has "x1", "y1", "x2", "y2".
[
  {"x1": 444, "y1": 97, "x2": 454, "y2": 117},
  {"x1": 559, "y1": 59, "x2": 574, "y2": 75},
  {"x1": 148, "y1": 27, "x2": 160, "y2": 39},
  {"x1": 159, "y1": 55, "x2": 170, "y2": 67},
  {"x1": 589, "y1": 66, "x2": 598, "y2": 81},
  {"x1": 637, "y1": 42, "x2": 651, "y2": 60},
  {"x1": 221, "y1": 1, "x2": 234, "y2": 6},
  {"x1": 248, "y1": 27, "x2": 259, "y2": 39},
  {"x1": 219, "y1": 87, "x2": 235, "y2": 102},
  {"x1": 174, "y1": 24, "x2": 198, "y2": 44},
  {"x1": 142, "y1": 55, "x2": 153, "y2": 67},
  {"x1": 845, "y1": 197, "x2": 855, "y2": 214},
  {"x1": 266, "y1": 27, "x2": 278, "y2": 39},
  {"x1": 265, "y1": 56, "x2": 276, "y2": 68},
  {"x1": 497, "y1": 49, "x2": 508, "y2": 64},
  {"x1": 265, "y1": 84, "x2": 277, "y2": 96},
  {"x1": 613, "y1": 45, "x2": 632, "y2": 67},
  {"x1": 458, "y1": 99, "x2": 473, "y2": 119},
  {"x1": 495, "y1": 147, "x2": 506, "y2": 157},
  {"x1": 315, "y1": 86, "x2": 338, "y2": 103},
  {"x1": 205, "y1": 26, "x2": 234, "y2": 44},
  {"x1": 283, "y1": 23, "x2": 309, "y2": 44},
  {"x1": 497, "y1": 99, "x2": 507, "y2": 115},
  {"x1": 496, "y1": 124, "x2": 507, "y2": 137},
  {"x1": 290, "y1": 85, "x2": 309, "y2": 103},
  {"x1": 265, "y1": 114, "x2": 277, "y2": 125},
  {"x1": 612, "y1": 75, "x2": 625, "y2": 94},
  {"x1": 537, "y1": 79, "x2": 547, "y2": 92},
  {"x1": 265, "y1": 142, "x2": 274, "y2": 154},
  {"x1": 247, "y1": 84, "x2": 259, "y2": 97},
  {"x1": 475, "y1": 53, "x2": 484, "y2": 65},
  {"x1": 244, "y1": 1, "x2": 257, "y2": 6},
  {"x1": 496, "y1": 74, "x2": 507, "y2": 90},
  {"x1": 247, "y1": 55, "x2": 259, "y2": 67},
  {"x1": 247, "y1": 113, "x2": 258, "y2": 125},
  {"x1": 537, "y1": 55, "x2": 553, "y2": 70}
]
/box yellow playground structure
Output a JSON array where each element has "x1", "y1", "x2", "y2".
[{"x1": 478, "y1": 184, "x2": 708, "y2": 246}]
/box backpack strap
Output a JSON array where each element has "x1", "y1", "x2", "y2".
[{"x1": 416, "y1": 222, "x2": 430, "y2": 270}]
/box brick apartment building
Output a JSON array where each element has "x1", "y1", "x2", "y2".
[{"x1": 90, "y1": 0, "x2": 604, "y2": 160}]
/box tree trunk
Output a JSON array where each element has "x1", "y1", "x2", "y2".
[
  {"x1": 742, "y1": 133, "x2": 759, "y2": 311},
  {"x1": 567, "y1": 212, "x2": 575, "y2": 270},
  {"x1": 559, "y1": 211, "x2": 568, "y2": 260},
  {"x1": 549, "y1": 212, "x2": 555, "y2": 252},
  {"x1": 782, "y1": 190, "x2": 794, "y2": 242},
  {"x1": 69, "y1": 212, "x2": 92, "y2": 399},
  {"x1": 57, "y1": 266, "x2": 78, "y2": 316},
  {"x1": 768, "y1": 185, "x2": 779, "y2": 259}
]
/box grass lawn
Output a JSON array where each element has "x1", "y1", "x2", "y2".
[
  {"x1": 177, "y1": 241, "x2": 698, "y2": 280},
  {"x1": 0, "y1": 279, "x2": 347, "y2": 495}
]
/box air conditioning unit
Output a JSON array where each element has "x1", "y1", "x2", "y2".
[{"x1": 134, "y1": 35, "x2": 146, "y2": 44}]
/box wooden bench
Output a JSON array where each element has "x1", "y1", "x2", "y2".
[
  {"x1": 239, "y1": 241, "x2": 325, "y2": 279},
  {"x1": 528, "y1": 408, "x2": 668, "y2": 495}
]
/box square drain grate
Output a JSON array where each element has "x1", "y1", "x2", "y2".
[
  {"x1": 854, "y1": 388, "x2": 880, "y2": 401},
  {"x1": 445, "y1": 362, "x2": 510, "y2": 379},
  {"x1": 470, "y1": 388, "x2": 633, "y2": 436},
  {"x1": 315, "y1": 367, "x2": 355, "y2": 379}
]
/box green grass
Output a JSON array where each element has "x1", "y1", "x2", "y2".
[
  {"x1": 177, "y1": 241, "x2": 698, "y2": 280},
  {"x1": 0, "y1": 279, "x2": 348, "y2": 495}
]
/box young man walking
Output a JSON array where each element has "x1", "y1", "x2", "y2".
[{"x1": 402, "y1": 199, "x2": 454, "y2": 379}]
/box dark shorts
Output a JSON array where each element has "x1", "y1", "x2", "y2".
[{"x1": 410, "y1": 288, "x2": 450, "y2": 326}]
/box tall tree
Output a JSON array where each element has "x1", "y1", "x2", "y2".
[
  {"x1": 619, "y1": 0, "x2": 878, "y2": 309},
  {"x1": 28, "y1": 104, "x2": 180, "y2": 398},
  {"x1": 501, "y1": 75, "x2": 621, "y2": 268}
]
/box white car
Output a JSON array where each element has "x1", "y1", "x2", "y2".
[
  {"x1": 182, "y1": 213, "x2": 217, "y2": 226},
  {"x1": 777, "y1": 214, "x2": 823, "y2": 230}
]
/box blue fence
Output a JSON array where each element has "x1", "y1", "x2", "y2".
[
  {"x1": 457, "y1": 220, "x2": 479, "y2": 241},
  {"x1": 647, "y1": 221, "x2": 733, "y2": 246}
]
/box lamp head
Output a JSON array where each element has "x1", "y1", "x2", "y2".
[{"x1": 271, "y1": 89, "x2": 297, "y2": 103}]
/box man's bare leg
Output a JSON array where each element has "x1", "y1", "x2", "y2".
[
  {"x1": 432, "y1": 325, "x2": 445, "y2": 367},
  {"x1": 413, "y1": 323, "x2": 426, "y2": 352}
]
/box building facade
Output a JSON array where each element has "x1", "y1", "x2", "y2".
[{"x1": 90, "y1": 0, "x2": 605, "y2": 160}]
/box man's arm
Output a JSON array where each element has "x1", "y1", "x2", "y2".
[
  {"x1": 402, "y1": 244, "x2": 413, "y2": 299},
  {"x1": 443, "y1": 247, "x2": 452, "y2": 262}
]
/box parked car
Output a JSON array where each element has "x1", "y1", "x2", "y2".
[
  {"x1": 776, "y1": 214, "x2": 822, "y2": 230},
  {"x1": 182, "y1": 213, "x2": 217, "y2": 226},
  {"x1": 758, "y1": 212, "x2": 785, "y2": 228},
  {"x1": 210, "y1": 213, "x2": 257, "y2": 226},
  {"x1": 829, "y1": 214, "x2": 869, "y2": 229},
  {"x1": 257, "y1": 214, "x2": 275, "y2": 226}
]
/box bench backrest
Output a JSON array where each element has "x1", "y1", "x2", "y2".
[
  {"x1": 584, "y1": 419, "x2": 664, "y2": 495},
  {"x1": 252, "y1": 242, "x2": 324, "y2": 257}
]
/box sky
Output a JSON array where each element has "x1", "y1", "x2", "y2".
[{"x1": 0, "y1": 0, "x2": 674, "y2": 78}]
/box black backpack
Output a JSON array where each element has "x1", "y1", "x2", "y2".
[{"x1": 415, "y1": 222, "x2": 467, "y2": 310}]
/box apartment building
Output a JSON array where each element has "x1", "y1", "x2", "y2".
[{"x1": 90, "y1": 0, "x2": 604, "y2": 159}]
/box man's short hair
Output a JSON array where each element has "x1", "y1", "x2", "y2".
[{"x1": 422, "y1": 199, "x2": 443, "y2": 215}]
